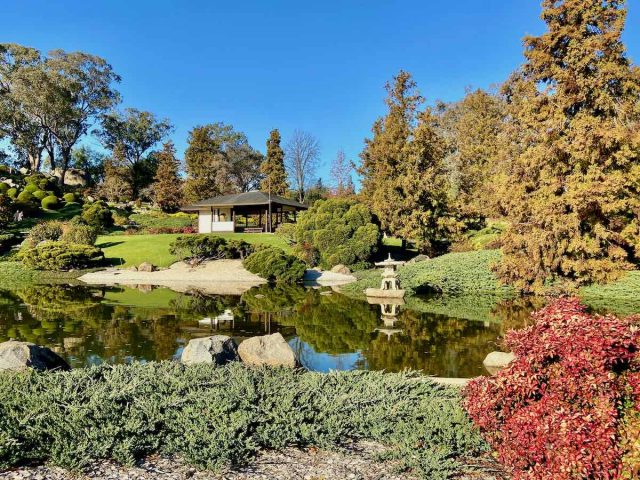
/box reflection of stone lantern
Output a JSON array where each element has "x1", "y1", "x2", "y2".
[
  {"x1": 368, "y1": 296, "x2": 404, "y2": 338},
  {"x1": 365, "y1": 254, "x2": 405, "y2": 299}
]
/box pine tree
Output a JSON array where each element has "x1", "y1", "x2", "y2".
[
  {"x1": 153, "y1": 141, "x2": 183, "y2": 213},
  {"x1": 498, "y1": 0, "x2": 640, "y2": 292},
  {"x1": 99, "y1": 143, "x2": 133, "y2": 202},
  {"x1": 260, "y1": 129, "x2": 288, "y2": 195},
  {"x1": 359, "y1": 71, "x2": 452, "y2": 253}
]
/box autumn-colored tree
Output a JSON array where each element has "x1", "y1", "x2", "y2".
[
  {"x1": 153, "y1": 141, "x2": 183, "y2": 213},
  {"x1": 99, "y1": 143, "x2": 133, "y2": 202},
  {"x1": 359, "y1": 70, "x2": 452, "y2": 253},
  {"x1": 436, "y1": 89, "x2": 506, "y2": 217},
  {"x1": 260, "y1": 129, "x2": 288, "y2": 195},
  {"x1": 497, "y1": 0, "x2": 640, "y2": 292}
]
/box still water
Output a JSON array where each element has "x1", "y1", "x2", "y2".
[{"x1": 0, "y1": 283, "x2": 543, "y2": 377}]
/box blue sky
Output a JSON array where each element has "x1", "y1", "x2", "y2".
[{"x1": 3, "y1": 1, "x2": 639, "y2": 184}]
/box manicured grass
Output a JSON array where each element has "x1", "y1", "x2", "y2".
[
  {"x1": 96, "y1": 233, "x2": 292, "y2": 268},
  {"x1": 579, "y1": 271, "x2": 640, "y2": 316},
  {"x1": 0, "y1": 362, "x2": 487, "y2": 478}
]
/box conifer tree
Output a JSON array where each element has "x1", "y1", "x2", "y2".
[
  {"x1": 153, "y1": 141, "x2": 183, "y2": 213},
  {"x1": 99, "y1": 143, "x2": 133, "y2": 202},
  {"x1": 260, "y1": 129, "x2": 288, "y2": 196},
  {"x1": 359, "y1": 71, "x2": 452, "y2": 253},
  {"x1": 498, "y1": 0, "x2": 640, "y2": 292}
]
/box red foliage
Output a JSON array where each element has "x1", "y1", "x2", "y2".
[{"x1": 463, "y1": 298, "x2": 640, "y2": 480}]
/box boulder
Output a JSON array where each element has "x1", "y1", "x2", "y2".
[
  {"x1": 483, "y1": 351, "x2": 515, "y2": 375},
  {"x1": 238, "y1": 333, "x2": 298, "y2": 368},
  {"x1": 138, "y1": 262, "x2": 156, "y2": 272},
  {"x1": 52, "y1": 167, "x2": 89, "y2": 187},
  {"x1": 0, "y1": 341, "x2": 70, "y2": 372},
  {"x1": 330, "y1": 264, "x2": 351, "y2": 275},
  {"x1": 407, "y1": 254, "x2": 430, "y2": 264},
  {"x1": 181, "y1": 335, "x2": 239, "y2": 366}
]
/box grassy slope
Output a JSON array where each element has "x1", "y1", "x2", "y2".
[{"x1": 96, "y1": 233, "x2": 292, "y2": 268}]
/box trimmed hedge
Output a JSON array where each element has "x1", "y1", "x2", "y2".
[
  {"x1": 16, "y1": 191, "x2": 34, "y2": 203},
  {"x1": 24, "y1": 221, "x2": 65, "y2": 248},
  {"x1": 6, "y1": 188, "x2": 17, "y2": 199},
  {"x1": 18, "y1": 241, "x2": 104, "y2": 270},
  {"x1": 60, "y1": 224, "x2": 98, "y2": 246},
  {"x1": 0, "y1": 363, "x2": 486, "y2": 478},
  {"x1": 169, "y1": 235, "x2": 253, "y2": 263},
  {"x1": 41, "y1": 195, "x2": 59, "y2": 210},
  {"x1": 243, "y1": 246, "x2": 306, "y2": 283},
  {"x1": 81, "y1": 201, "x2": 114, "y2": 229}
]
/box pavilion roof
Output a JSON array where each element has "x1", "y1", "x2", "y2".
[{"x1": 181, "y1": 191, "x2": 308, "y2": 211}]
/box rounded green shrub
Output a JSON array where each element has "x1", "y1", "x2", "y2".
[
  {"x1": 23, "y1": 221, "x2": 64, "y2": 247},
  {"x1": 16, "y1": 191, "x2": 34, "y2": 203},
  {"x1": 63, "y1": 192, "x2": 77, "y2": 203},
  {"x1": 41, "y1": 195, "x2": 60, "y2": 210},
  {"x1": 32, "y1": 190, "x2": 47, "y2": 200},
  {"x1": 6, "y1": 188, "x2": 17, "y2": 199},
  {"x1": 60, "y1": 224, "x2": 98, "y2": 246},
  {"x1": 243, "y1": 246, "x2": 306, "y2": 283},
  {"x1": 24, "y1": 183, "x2": 39, "y2": 193},
  {"x1": 18, "y1": 241, "x2": 104, "y2": 270},
  {"x1": 81, "y1": 201, "x2": 114, "y2": 229},
  {"x1": 0, "y1": 183, "x2": 9, "y2": 193}
]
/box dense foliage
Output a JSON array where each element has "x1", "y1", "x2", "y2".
[
  {"x1": 0, "y1": 363, "x2": 486, "y2": 479},
  {"x1": 259, "y1": 129, "x2": 288, "y2": 195},
  {"x1": 464, "y1": 299, "x2": 640, "y2": 480},
  {"x1": 152, "y1": 141, "x2": 183, "y2": 213},
  {"x1": 243, "y1": 246, "x2": 306, "y2": 283},
  {"x1": 169, "y1": 234, "x2": 253, "y2": 264},
  {"x1": 18, "y1": 241, "x2": 104, "y2": 270},
  {"x1": 293, "y1": 198, "x2": 381, "y2": 269},
  {"x1": 81, "y1": 201, "x2": 114, "y2": 229},
  {"x1": 496, "y1": 0, "x2": 640, "y2": 293}
]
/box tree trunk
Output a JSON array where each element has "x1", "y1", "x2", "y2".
[{"x1": 58, "y1": 148, "x2": 71, "y2": 186}]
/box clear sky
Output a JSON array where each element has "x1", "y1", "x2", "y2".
[{"x1": 3, "y1": 1, "x2": 640, "y2": 184}]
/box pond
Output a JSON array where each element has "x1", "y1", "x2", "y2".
[{"x1": 0, "y1": 282, "x2": 546, "y2": 377}]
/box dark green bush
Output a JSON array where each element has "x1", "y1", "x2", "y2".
[
  {"x1": 243, "y1": 246, "x2": 306, "y2": 283},
  {"x1": 41, "y1": 195, "x2": 59, "y2": 210},
  {"x1": 129, "y1": 212, "x2": 196, "y2": 231},
  {"x1": 24, "y1": 221, "x2": 64, "y2": 248},
  {"x1": 0, "y1": 183, "x2": 9, "y2": 193},
  {"x1": 18, "y1": 241, "x2": 103, "y2": 270},
  {"x1": 81, "y1": 201, "x2": 114, "y2": 229},
  {"x1": 0, "y1": 363, "x2": 486, "y2": 478},
  {"x1": 0, "y1": 233, "x2": 18, "y2": 252},
  {"x1": 32, "y1": 190, "x2": 47, "y2": 201},
  {"x1": 6, "y1": 188, "x2": 17, "y2": 199},
  {"x1": 60, "y1": 224, "x2": 98, "y2": 246},
  {"x1": 16, "y1": 191, "x2": 34, "y2": 203},
  {"x1": 293, "y1": 199, "x2": 381, "y2": 269},
  {"x1": 169, "y1": 235, "x2": 253, "y2": 263},
  {"x1": 24, "y1": 175, "x2": 59, "y2": 195},
  {"x1": 0, "y1": 195, "x2": 14, "y2": 228}
]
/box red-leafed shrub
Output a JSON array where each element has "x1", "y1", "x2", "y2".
[{"x1": 463, "y1": 298, "x2": 639, "y2": 480}]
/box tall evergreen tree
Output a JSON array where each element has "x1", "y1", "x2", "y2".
[
  {"x1": 359, "y1": 71, "x2": 452, "y2": 253},
  {"x1": 260, "y1": 129, "x2": 288, "y2": 196},
  {"x1": 498, "y1": 0, "x2": 640, "y2": 292},
  {"x1": 153, "y1": 141, "x2": 183, "y2": 213}
]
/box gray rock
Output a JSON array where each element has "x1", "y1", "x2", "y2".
[
  {"x1": 407, "y1": 254, "x2": 430, "y2": 264},
  {"x1": 238, "y1": 333, "x2": 298, "y2": 368},
  {"x1": 483, "y1": 351, "x2": 515, "y2": 375},
  {"x1": 330, "y1": 264, "x2": 351, "y2": 275},
  {"x1": 138, "y1": 262, "x2": 156, "y2": 272},
  {"x1": 128, "y1": 265, "x2": 138, "y2": 272},
  {"x1": 181, "y1": 335, "x2": 239, "y2": 366},
  {"x1": 0, "y1": 341, "x2": 70, "y2": 372}
]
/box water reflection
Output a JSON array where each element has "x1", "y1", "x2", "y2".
[{"x1": 0, "y1": 283, "x2": 541, "y2": 377}]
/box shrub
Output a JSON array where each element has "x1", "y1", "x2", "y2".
[
  {"x1": 0, "y1": 183, "x2": 9, "y2": 193},
  {"x1": 23, "y1": 183, "x2": 39, "y2": 193},
  {"x1": 31, "y1": 190, "x2": 47, "y2": 201},
  {"x1": 60, "y1": 224, "x2": 98, "y2": 246},
  {"x1": 41, "y1": 195, "x2": 59, "y2": 210},
  {"x1": 129, "y1": 212, "x2": 196, "y2": 232},
  {"x1": 169, "y1": 235, "x2": 253, "y2": 263},
  {"x1": 275, "y1": 223, "x2": 297, "y2": 245},
  {"x1": 24, "y1": 174, "x2": 58, "y2": 194},
  {"x1": 0, "y1": 195, "x2": 14, "y2": 228},
  {"x1": 62, "y1": 192, "x2": 77, "y2": 204},
  {"x1": 16, "y1": 191, "x2": 34, "y2": 203},
  {"x1": 6, "y1": 188, "x2": 17, "y2": 199},
  {"x1": 23, "y1": 221, "x2": 64, "y2": 247},
  {"x1": 81, "y1": 201, "x2": 114, "y2": 229},
  {"x1": 243, "y1": 246, "x2": 306, "y2": 283},
  {"x1": 293, "y1": 199, "x2": 381, "y2": 269},
  {"x1": 463, "y1": 298, "x2": 640, "y2": 480},
  {"x1": 0, "y1": 363, "x2": 485, "y2": 478},
  {"x1": 0, "y1": 233, "x2": 18, "y2": 252},
  {"x1": 18, "y1": 241, "x2": 104, "y2": 270}
]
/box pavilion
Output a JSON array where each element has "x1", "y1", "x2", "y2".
[{"x1": 181, "y1": 191, "x2": 308, "y2": 233}]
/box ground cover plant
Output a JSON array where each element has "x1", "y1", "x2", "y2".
[
  {"x1": 0, "y1": 363, "x2": 487, "y2": 479},
  {"x1": 18, "y1": 241, "x2": 104, "y2": 270},
  {"x1": 169, "y1": 234, "x2": 253, "y2": 264},
  {"x1": 463, "y1": 298, "x2": 640, "y2": 480}
]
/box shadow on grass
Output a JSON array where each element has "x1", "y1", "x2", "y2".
[
  {"x1": 103, "y1": 257, "x2": 126, "y2": 267},
  {"x1": 96, "y1": 241, "x2": 125, "y2": 249}
]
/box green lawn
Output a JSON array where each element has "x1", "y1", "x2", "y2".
[{"x1": 96, "y1": 233, "x2": 292, "y2": 268}]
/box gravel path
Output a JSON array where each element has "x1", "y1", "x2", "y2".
[{"x1": 0, "y1": 443, "x2": 507, "y2": 480}]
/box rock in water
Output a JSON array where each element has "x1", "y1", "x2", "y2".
[
  {"x1": 238, "y1": 333, "x2": 298, "y2": 368},
  {"x1": 330, "y1": 264, "x2": 352, "y2": 275},
  {"x1": 0, "y1": 341, "x2": 70, "y2": 372},
  {"x1": 181, "y1": 335, "x2": 239, "y2": 366},
  {"x1": 138, "y1": 262, "x2": 156, "y2": 272},
  {"x1": 483, "y1": 351, "x2": 515, "y2": 375}
]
